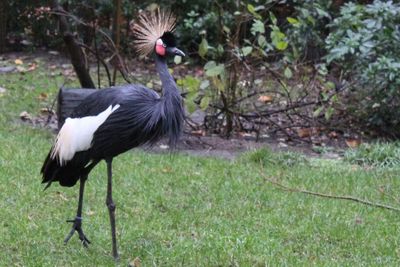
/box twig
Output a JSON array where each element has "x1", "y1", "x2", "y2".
[
  {"x1": 262, "y1": 174, "x2": 400, "y2": 212},
  {"x1": 77, "y1": 42, "x2": 112, "y2": 86},
  {"x1": 49, "y1": 9, "x2": 134, "y2": 84},
  {"x1": 94, "y1": 27, "x2": 101, "y2": 89}
]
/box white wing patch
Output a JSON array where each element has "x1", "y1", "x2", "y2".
[{"x1": 51, "y1": 104, "x2": 120, "y2": 165}]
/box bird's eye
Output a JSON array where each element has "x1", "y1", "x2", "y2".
[{"x1": 162, "y1": 44, "x2": 166, "y2": 48}]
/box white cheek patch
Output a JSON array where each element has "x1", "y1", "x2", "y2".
[
  {"x1": 51, "y1": 104, "x2": 120, "y2": 165},
  {"x1": 156, "y1": 39, "x2": 163, "y2": 46}
]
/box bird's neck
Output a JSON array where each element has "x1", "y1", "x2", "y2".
[{"x1": 155, "y1": 55, "x2": 180, "y2": 98}]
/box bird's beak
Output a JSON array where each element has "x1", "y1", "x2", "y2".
[{"x1": 168, "y1": 47, "x2": 185, "y2": 57}]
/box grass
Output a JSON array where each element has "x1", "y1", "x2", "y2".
[
  {"x1": 344, "y1": 142, "x2": 400, "y2": 168},
  {"x1": 1, "y1": 55, "x2": 400, "y2": 266}
]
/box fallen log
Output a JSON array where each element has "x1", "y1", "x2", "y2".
[{"x1": 57, "y1": 88, "x2": 97, "y2": 129}]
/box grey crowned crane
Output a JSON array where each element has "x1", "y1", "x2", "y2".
[{"x1": 41, "y1": 10, "x2": 185, "y2": 259}]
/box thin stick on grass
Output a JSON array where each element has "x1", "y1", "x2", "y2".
[{"x1": 262, "y1": 174, "x2": 400, "y2": 212}]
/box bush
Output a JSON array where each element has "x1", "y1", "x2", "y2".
[
  {"x1": 285, "y1": 0, "x2": 334, "y2": 62},
  {"x1": 325, "y1": 1, "x2": 400, "y2": 136}
]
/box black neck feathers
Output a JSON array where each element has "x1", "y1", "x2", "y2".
[
  {"x1": 155, "y1": 55, "x2": 184, "y2": 147},
  {"x1": 155, "y1": 55, "x2": 180, "y2": 97}
]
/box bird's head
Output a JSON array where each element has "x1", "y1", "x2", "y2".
[
  {"x1": 155, "y1": 32, "x2": 185, "y2": 57},
  {"x1": 132, "y1": 9, "x2": 185, "y2": 58}
]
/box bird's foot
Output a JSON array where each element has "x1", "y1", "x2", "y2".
[{"x1": 64, "y1": 216, "x2": 91, "y2": 247}]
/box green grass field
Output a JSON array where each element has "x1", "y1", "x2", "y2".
[{"x1": 1, "y1": 57, "x2": 400, "y2": 266}]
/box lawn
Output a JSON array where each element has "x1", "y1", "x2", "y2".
[{"x1": 1, "y1": 55, "x2": 400, "y2": 266}]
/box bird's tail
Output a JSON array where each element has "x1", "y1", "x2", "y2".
[{"x1": 41, "y1": 150, "x2": 90, "y2": 189}]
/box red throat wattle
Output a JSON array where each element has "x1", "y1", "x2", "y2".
[{"x1": 155, "y1": 39, "x2": 166, "y2": 56}]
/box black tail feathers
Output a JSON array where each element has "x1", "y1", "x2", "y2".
[{"x1": 41, "y1": 151, "x2": 92, "y2": 189}]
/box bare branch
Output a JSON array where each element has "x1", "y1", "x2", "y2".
[{"x1": 262, "y1": 174, "x2": 400, "y2": 212}]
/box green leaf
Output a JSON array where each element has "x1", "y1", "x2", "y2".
[
  {"x1": 257, "y1": 35, "x2": 267, "y2": 48},
  {"x1": 325, "y1": 107, "x2": 334, "y2": 120},
  {"x1": 223, "y1": 26, "x2": 231, "y2": 34},
  {"x1": 213, "y1": 76, "x2": 225, "y2": 92},
  {"x1": 325, "y1": 81, "x2": 336, "y2": 90},
  {"x1": 174, "y1": 56, "x2": 182, "y2": 65},
  {"x1": 284, "y1": 67, "x2": 293, "y2": 79},
  {"x1": 241, "y1": 46, "x2": 253, "y2": 56},
  {"x1": 205, "y1": 64, "x2": 225, "y2": 77},
  {"x1": 269, "y1": 12, "x2": 277, "y2": 25},
  {"x1": 198, "y1": 38, "x2": 208, "y2": 58},
  {"x1": 306, "y1": 15, "x2": 316, "y2": 26},
  {"x1": 251, "y1": 20, "x2": 265, "y2": 35},
  {"x1": 247, "y1": 4, "x2": 255, "y2": 13},
  {"x1": 313, "y1": 106, "x2": 324, "y2": 117},
  {"x1": 200, "y1": 80, "x2": 210, "y2": 90},
  {"x1": 247, "y1": 4, "x2": 262, "y2": 19},
  {"x1": 177, "y1": 75, "x2": 200, "y2": 93},
  {"x1": 275, "y1": 41, "x2": 288, "y2": 50},
  {"x1": 287, "y1": 17, "x2": 299, "y2": 25},
  {"x1": 186, "y1": 100, "x2": 197, "y2": 114},
  {"x1": 316, "y1": 7, "x2": 330, "y2": 19},
  {"x1": 200, "y1": 96, "x2": 210, "y2": 110},
  {"x1": 204, "y1": 61, "x2": 216, "y2": 70}
]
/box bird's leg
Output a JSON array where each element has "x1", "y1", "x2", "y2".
[
  {"x1": 64, "y1": 176, "x2": 91, "y2": 247},
  {"x1": 106, "y1": 158, "x2": 119, "y2": 260}
]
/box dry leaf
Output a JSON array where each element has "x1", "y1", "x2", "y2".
[
  {"x1": 38, "y1": 93, "x2": 48, "y2": 100},
  {"x1": 297, "y1": 128, "x2": 312, "y2": 138},
  {"x1": 27, "y1": 63, "x2": 37, "y2": 71},
  {"x1": 40, "y1": 108, "x2": 54, "y2": 115},
  {"x1": 162, "y1": 167, "x2": 172, "y2": 173},
  {"x1": 16, "y1": 66, "x2": 27, "y2": 72},
  {"x1": 378, "y1": 186, "x2": 385, "y2": 194},
  {"x1": 191, "y1": 130, "x2": 205, "y2": 136},
  {"x1": 86, "y1": 210, "x2": 95, "y2": 216},
  {"x1": 14, "y1": 59, "x2": 23, "y2": 65},
  {"x1": 129, "y1": 257, "x2": 141, "y2": 267},
  {"x1": 56, "y1": 191, "x2": 68, "y2": 201},
  {"x1": 328, "y1": 131, "x2": 338, "y2": 138},
  {"x1": 258, "y1": 95, "x2": 273, "y2": 103},
  {"x1": 298, "y1": 127, "x2": 321, "y2": 138},
  {"x1": 19, "y1": 111, "x2": 31, "y2": 121},
  {"x1": 345, "y1": 139, "x2": 361, "y2": 148}
]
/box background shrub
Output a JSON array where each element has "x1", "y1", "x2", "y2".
[{"x1": 325, "y1": 1, "x2": 400, "y2": 136}]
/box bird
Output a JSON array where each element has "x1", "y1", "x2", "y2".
[{"x1": 40, "y1": 9, "x2": 185, "y2": 260}]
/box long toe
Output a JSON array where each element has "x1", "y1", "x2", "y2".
[
  {"x1": 64, "y1": 217, "x2": 90, "y2": 247},
  {"x1": 77, "y1": 228, "x2": 91, "y2": 247}
]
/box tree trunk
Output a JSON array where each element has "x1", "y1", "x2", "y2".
[
  {"x1": 0, "y1": 0, "x2": 7, "y2": 53},
  {"x1": 111, "y1": 0, "x2": 122, "y2": 85},
  {"x1": 51, "y1": 0, "x2": 95, "y2": 88}
]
